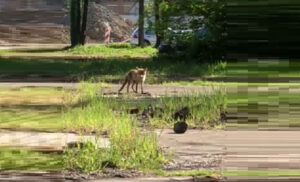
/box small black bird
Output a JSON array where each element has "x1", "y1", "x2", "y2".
[{"x1": 173, "y1": 106, "x2": 190, "y2": 121}]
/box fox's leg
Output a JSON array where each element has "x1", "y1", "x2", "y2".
[
  {"x1": 135, "y1": 82, "x2": 139, "y2": 93},
  {"x1": 118, "y1": 78, "x2": 128, "y2": 93},
  {"x1": 141, "y1": 82, "x2": 144, "y2": 94},
  {"x1": 131, "y1": 82, "x2": 136, "y2": 92},
  {"x1": 127, "y1": 80, "x2": 131, "y2": 93}
]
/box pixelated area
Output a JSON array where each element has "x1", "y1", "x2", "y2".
[{"x1": 1, "y1": 0, "x2": 300, "y2": 181}]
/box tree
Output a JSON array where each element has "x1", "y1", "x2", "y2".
[
  {"x1": 70, "y1": 0, "x2": 89, "y2": 47},
  {"x1": 154, "y1": 0, "x2": 161, "y2": 47},
  {"x1": 80, "y1": 0, "x2": 89, "y2": 44},
  {"x1": 138, "y1": 0, "x2": 145, "y2": 47}
]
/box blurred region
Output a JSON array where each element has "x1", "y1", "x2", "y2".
[
  {"x1": 0, "y1": 0, "x2": 135, "y2": 45},
  {"x1": 0, "y1": 0, "x2": 70, "y2": 44},
  {"x1": 225, "y1": 0, "x2": 300, "y2": 59}
]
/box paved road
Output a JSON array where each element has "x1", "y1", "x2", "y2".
[
  {"x1": 1, "y1": 173, "x2": 300, "y2": 182},
  {"x1": 157, "y1": 129, "x2": 300, "y2": 171},
  {"x1": 0, "y1": 129, "x2": 109, "y2": 152},
  {"x1": 1, "y1": 129, "x2": 299, "y2": 171}
]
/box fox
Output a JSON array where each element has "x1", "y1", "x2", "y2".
[{"x1": 118, "y1": 67, "x2": 147, "y2": 94}]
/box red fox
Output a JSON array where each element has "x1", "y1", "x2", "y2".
[{"x1": 118, "y1": 67, "x2": 147, "y2": 94}]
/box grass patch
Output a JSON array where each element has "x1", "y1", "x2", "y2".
[
  {"x1": 64, "y1": 82, "x2": 227, "y2": 132},
  {"x1": 67, "y1": 43, "x2": 158, "y2": 57},
  {"x1": 0, "y1": 43, "x2": 157, "y2": 59},
  {"x1": 150, "y1": 90, "x2": 227, "y2": 128},
  {"x1": 0, "y1": 57, "x2": 223, "y2": 83},
  {"x1": 0, "y1": 107, "x2": 63, "y2": 132},
  {"x1": 0, "y1": 87, "x2": 66, "y2": 132},
  {"x1": 63, "y1": 84, "x2": 167, "y2": 172},
  {"x1": 225, "y1": 59, "x2": 300, "y2": 77},
  {"x1": 0, "y1": 87, "x2": 65, "y2": 106},
  {"x1": 226, "y1": 84, "x2": 300, "y2": 128},
  {"x1": 0, "y1": 149, "x2": 63, "y2": 171},
  {"x1": 63, "y1": 82, "x2": 226, "y2": 172},
  {"x1": 0, "y1": 86, "x2": 70, "y2": 132}
]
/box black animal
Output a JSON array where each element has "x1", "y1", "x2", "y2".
[
  {"x1": 173, "y1": 106, "x2": 190, "y2": 121},
  {"x1": 129, "y1": 108, "x2": 139, "y2": 114},
  {"x1": 220, "y1": 111, "x2": 228, "y2": 123},
  {"x1": 142, "y1": 104, "x2": 154, "y2": 119},
  {"x1": 173, "y1": 121, "x2": 188, "y2": 134},
  {"x1": 172, "y1": 106, "x2": 191, "y2": 134}
]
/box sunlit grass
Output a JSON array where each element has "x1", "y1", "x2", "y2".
[
  {"x1": 0, "y1": 107, "x2": 63, "y2": 132},
  {"x1": 0, "y1": 149, "x2": 63, "y2": 171},
  {"x1": 0, "y1": 87, "x2": 65, "y2": 106},
  {"x1": 67, "y1": 43, "x2": 158, "y2": 58}
]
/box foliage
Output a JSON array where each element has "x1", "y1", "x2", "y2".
[{"x1": 147, "y1": 0, "x2": 225, "y2": 62}]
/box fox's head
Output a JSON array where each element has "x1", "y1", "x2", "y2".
[{"x1": 136, "y1": 67, "x2": 148, "y2": 75}]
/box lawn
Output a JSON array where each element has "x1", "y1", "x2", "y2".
[
  {"x1": 0, "y1": 43, "x2": 158, "y2": 59},
  {"x1": 0, "y1": 87, "x2": 65, "y2": 132},
  {"x1": 0, "y1": 149, "x2": 63, "y2": 171},
  {"x1": 0, "y1": 43, "x2": 226, "y2": 83},
  {"x1": 224, "y1": 59, "x2": 300, "y2": 78}
]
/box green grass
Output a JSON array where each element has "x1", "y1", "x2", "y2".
[
  {"x1": 226, "y1": 84, "x2": 300, "y2": 128},
  {"x1": 0, "y1": 107, "x2": 63, "y2": 132},
  {"x1": 0, "y1": 57, "x2": 218, "y2": 83},
  {"x1": 0, "y1": 43, "x2": 158, "y2": 59},
  {"x1": 64, "y1": 82, "x2": 227, "y2": 132},
  {"x1": 150, "y1": 90, "x2": 227, "y2": 128},
  {"x1": 0, "y1": 149, "x2": 63, "y2": 171},
  {"x1": 0, "y1": 87, "x2": 66, "y2": 132},
  {"x1": 225, "y1": 59, "x2": 300, "y2": 78},
  {"x1": 67, "y1": 43, "x2": 158, "y2": 57},
  {"x1": 63, "y1": 84, "x2": 166, "y2": 172}
]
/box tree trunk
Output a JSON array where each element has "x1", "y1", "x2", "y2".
[
  {"x1": 76, "y1": 0, "x2": 81, "y2": 37},
  {"x1": 154, "y1": 0, "x2": 161, "y2": 48},
  {"x1": 80, "y1": 0, "x2": 89, "y2": 45},
  {"x1": 138, "y1": 0, "x2": 145, "y2": 47},
  {"x1": 70, "y1": 0, "x2": 79, "y2": 47}
]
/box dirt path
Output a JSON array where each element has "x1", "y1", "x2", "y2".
[{"x1": 0, "y1": 82, "x2": 221, "y2": 96}]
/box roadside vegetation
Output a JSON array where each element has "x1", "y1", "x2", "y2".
[
  {"x1": 63, "y1": 82, "x2": 167, "y2": 172},
  {"x1": 62, "y1": 81, "x2": 226, "y2": 172}
]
